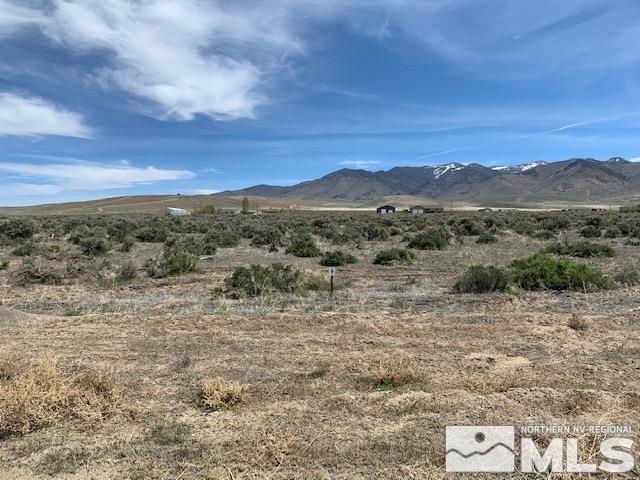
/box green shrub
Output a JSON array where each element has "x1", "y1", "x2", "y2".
[
  {"x1": 224, "y1": 263, "x2": 303, "y2": 297},
  {"x1": 373, "y1": 248, "x2": 415, "y2": 266},
  {"x1": 0, "y1": 218, "x2": 35, "y2": 240},
  {"x1": 361, "y1": 223, "x2": 389, "y2": 241},
  {"x1": 542, "y1": 217, "x2": 570, "y2": 232},
  {"x1": 250, "y1": 225, "x2": 285, "y2": 251},
  {"x1": 604, "y1": 227, "x2": 622, "y2": 238},
  {"x1": 145, "y1": 251, "x2": 198, "y2": 278},
  {"x1": 476, "y1": 233, "x2": 498, "y2": 244},
  {"x1": 580, "y1": 225, "x2": 601, "y2": 238},
  {"x1": 510, "y1": 254, "x2": 612, "y2": 292},
  {"x1": 70, "y1": 226, "x2": 111, "y2": 255},
  {"x1": 116, "y1": 261, "x2": 138, "y2": 281},
  {"x1": 80, "y1": 235, "x2": 110, "y2": 256},
  {"x1": 585, "y1": 216, "x2": 602, "y2": 227},
  {"x1": 165, "y1": 252, "x2": 197, "y2": 275},
  {"x1": 12, "y1": 243, "x2": 39, "y2": 257},
  {"x1": 204, "y1": 230, "x2": 240, "y2": 248},
  {"x1": 104, "y1": 218, "x2": 137, "y2": 242},
  {"x1": 286, "y1": 234, "x2": 320, "y2": 257},
  {"x1": 194, "y1": 204, "x2": 217, "y2": 215},
  {"x1": 453, "y1": 265, "x2": 511, "y2": 293},
  {"x1": 319, "y1": 250, "x2": 357, "y2": 266},
  {"x1": 531, "y1": 230, "x2": 556, "y2": 240},
  {"x1": 543, "y1": 242, "x2": 615, "y2": 258},
  {"x1": 119, "y1": 237, "x2": 135, "y2": 252},
  {"x1": 135, "y1": 225, "x2": 170, "y2": 243},
  {"x1": 407, "y1": 228, "x2": 449, "y2": 250},
  {"x1": 513, "y1": 221, "x2": 534, "y2": 235},
  {"x1": 164, "y1": 234, "x2": 215, "y2": 257},
  {"x1": 453, "y1": 218, "x2": 483, "y2": 236},
  {"x1": 0, "y1": 260, "x2": 8, "y2": 270}
]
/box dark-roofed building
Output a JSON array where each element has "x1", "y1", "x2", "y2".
[
  {"x1": 410, "y1": 205, "x2": 443, "y2": 214},
  {"x1": 376, "y1": 205, "x2": 395, "y2": 214}
]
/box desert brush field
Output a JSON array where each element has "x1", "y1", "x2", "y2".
[{"x1": 0, "y1": 210, "x2": 639, "y2": 478}]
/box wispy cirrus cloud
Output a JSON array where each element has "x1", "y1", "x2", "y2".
[
  {"x1": 191, "y1": 188, "x2": 220, "y2": 195},
  {"x1": 384, "y1": 0, "x2": 640, "y2": 78},
  {"x1": 419, "y1": 111, "x2": 640, "y2": 160},
  {"x1": 0, "y1": 0, "x2": 44, "y2": 35},
  {"x1": 2, "y1": 0, "x2": 639, "y2": 123},
  {"x1": 0, "y1": 159, "x2": 195, "y2": 195},
  {"x1": 0, "y1": 93, "x2": 92, "y2": 138},
  {"x1": 5, "y1": 0, "x2": 307, "y2": 122},
  {"x1": 339, "y1": 159, "x2": 380, "y2": 169}
]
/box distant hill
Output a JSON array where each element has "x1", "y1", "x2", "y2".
[
  {"x1": 2, "y1": 157, "x2": 639, "y2": 215},
  {"x1": 218, "y1": 157, "x2": 640, "y2": 205}
]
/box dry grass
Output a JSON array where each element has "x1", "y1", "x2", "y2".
[
  {"x1": 0, "y1": 213, "x2": 639, "y2": 477},
  {"x1": 0, "y1": 350, "x2": 123, "y2": 438},
  {"x1": 364, "y1": 353, "x2": 417, "y2": 390},
  {"x1": 568, "y1": 313, "x2": 590, "y2": 331},
  {"x1": 196, "y1": 376, "x2": 246, "y2": 410}
]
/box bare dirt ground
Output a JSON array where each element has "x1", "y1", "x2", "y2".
[{"x1": 1, "y1": 221, "x2": 639, "y2": 478}]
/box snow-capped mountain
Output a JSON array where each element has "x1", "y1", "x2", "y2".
[
  {"x1": 220, "y1": 157, "x2": 640, "y2": 203},
  {"x1": 491, "y1": 161, "x2": 547, "y2": 173},
  {"x1": 432, "y1": 163, "x2": 465, "y2": 179}
]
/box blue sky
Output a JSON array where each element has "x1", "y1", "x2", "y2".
[{"x1": 1, "y1": 0, "x2": 640, "y2": 205}]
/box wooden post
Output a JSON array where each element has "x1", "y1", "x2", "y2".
[{"x1": 328, "y1": 267, "x2": 336, "y2": 296}]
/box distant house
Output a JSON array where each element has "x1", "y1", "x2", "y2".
[
  {"x1": 478, "y1": 207, "x2": 493, "y2": 212},
  {"x1": 591, "y1": 208, "x2": 606, "y2": 213},
  {"x1": 410, "y1": 205, "x2": 444, "y2": 214},
  {"x1": 166, "y1": 207, "x2": 191, "y2": 216},
  {"x1": 376, "y1": 205, "x2": 396, "y2": 214},
  {"x1": 242, "y1": 209, "x2": 259, "y2": 215}
]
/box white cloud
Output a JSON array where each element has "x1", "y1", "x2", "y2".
[
  {"x1": 192, "y1": 188, "x2": 220, "y2": 195},
  {"x1": 630, "y1": 157, "x2": 640, "y2": 162},
  {"x1": 0, "y1": 159, "x2": 195, "y2": 195},
  {"x1": 2, "y1": 0, "x2": 638, "y2": 123},
  {"x1": 339, "y1": 159, "x2": 380, "y2": 168},
  {"x1": 37, "y1": 0, "x2": 305, "y2": 121},
  {"x1": 0, "y1": 183, "x2": 64, "y2": 196},
  {"x1": 199, "y1": 166, "x2": 221, "y2": 174},
  {"x1": 0, "y1": 0, "x2": 44, "y2": 35},
  {"x1": 0, "y1": 92, "x2": 92, "y2": 138},
  {"x1": 376, "y1": 0, "x2": 640, "y2": 78}
]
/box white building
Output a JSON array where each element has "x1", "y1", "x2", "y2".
[{"x1": 166, "y1": 207, "x2": 191, "y2": 216}]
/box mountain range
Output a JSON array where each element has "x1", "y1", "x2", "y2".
[
  {"x1": 2, "y1": 157, "x2": 639, "y2": 215},
  {"x1": 218, "y1": 157, "x2": 640, "y2": 207}
]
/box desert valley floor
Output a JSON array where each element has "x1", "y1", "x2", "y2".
[{"x1": 0, "y1": 211, "x2": 639, "y2": 478}]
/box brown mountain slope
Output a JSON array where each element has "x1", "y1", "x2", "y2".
[
  {"x1": 221, "y1": 157, "x2": 640, "y2": 204},
  {"x1": 2, "y1": 157, "x2": 639, "y2": 214}
]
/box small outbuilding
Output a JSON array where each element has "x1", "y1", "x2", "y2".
[
  {"x1": 376, "y1": 205, "x2": 396, "y2": 214},
  {"x1": 166, "y1": 207, "x2": 191, "y2": 216},
  {"x1": 478, "y1": 207, "x2": 493, "y2": 212},
  {"x1": 410, "y1": 205, "x2": 443, "y2": 214}
]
